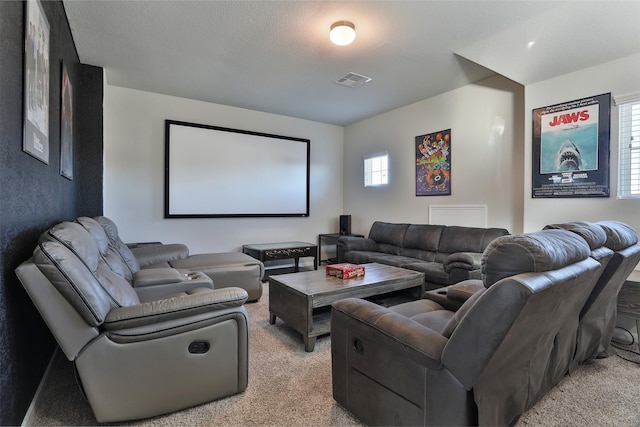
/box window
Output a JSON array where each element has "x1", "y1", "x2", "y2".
[
  {"x1": 617, "y1": 92, "x2": 640, "y2": 199},
  {"x1": 364, "y1": 152, "x2": 388, "y2": 187}
]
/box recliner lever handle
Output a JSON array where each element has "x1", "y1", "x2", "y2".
[
  {"x1": 353, "y1": 337, "x2": 364, "y2": 354},
  {"x1": 188, "y1": 341, "x2": 210, "y2": 354}
]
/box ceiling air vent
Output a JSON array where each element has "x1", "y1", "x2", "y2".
[{"x1": 335, "y1": 72, "x2": 372, "y2": 88}]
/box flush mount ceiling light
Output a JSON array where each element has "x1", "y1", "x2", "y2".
[{"x1": 330, "y1": 21, "x2": 356, "y2": 46}]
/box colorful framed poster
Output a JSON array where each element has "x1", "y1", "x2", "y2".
[
  {"x1": 60, "y1": 62, "x2": 73, "y2": 180},
  {"x1": 23, "y1": 0, "x2": 50, "y2": 164},
  {"x1": 416, "y1": 129, "x2": 451, "y2": 196},
  {"x1": 532, "y1": 93, "x2": 610, "y2": 198}
]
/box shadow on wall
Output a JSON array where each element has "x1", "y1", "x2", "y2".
[{"x1": 1, "y1": 226, "x2": 57, "y2": 423}]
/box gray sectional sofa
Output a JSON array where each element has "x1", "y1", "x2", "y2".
[
  {"x1": 94, "y1": 216, "x2": 265, "y2": 301},
  {"x1": 331, "y1": 220, "x2": 640, "y2": 426},
  {"x1": 337, "y1": 221, "x2": 509, "y2": 289},
  {"x1": 15, "y1": 218, "x2": 252, "y2": 422}
]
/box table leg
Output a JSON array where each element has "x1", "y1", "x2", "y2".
[
  {"x1": 294, "y1": 257, "x2": 300, "y2": 272},
  {"x1": 304, "y1": 335, "x2": 317, "y2": 352},
  {"x1": 269, "y1": 313, "x2": 276, "y2": 324}
]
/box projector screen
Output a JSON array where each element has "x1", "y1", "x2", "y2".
[{"x1": 165, "y1": 120, "x2": 310, "y2": 218}]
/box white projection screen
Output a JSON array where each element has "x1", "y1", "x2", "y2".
[{"x1": 165, "y1": 120, "x2": 310, "y2": 218}]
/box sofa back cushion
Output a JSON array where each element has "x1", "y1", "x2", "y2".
[
  {"x1": 481, "y1": 229, "x2": 591, "y2": 287},
  {"x1": 544, "y1": 221, "x2": 607, "y2": 251},
  {"x1": 403, "y1": 224, "x2": 444, "y2": 252},
  {"x1": 34, "y1": 222, "x2": 140, "y2": 326},
  {"x1": 438, "y1": 226, "x2": 509, "y2": 254},
  {"x1": 94, "y1": 216, "x2": 141, "y2": 275},
  {"x1": 597, "y1": 220, "x2": 639, "y2": 250},
  {"x1": 76, "y1": 216, "x2": 132, "y2": 281},
  {"x1": 368, "y1": 222, "x2": 410, "y2": 254}
]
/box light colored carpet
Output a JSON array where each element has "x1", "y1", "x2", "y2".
[{"x1": 29, "y1": 283, "x2": 640, "y2": 426}]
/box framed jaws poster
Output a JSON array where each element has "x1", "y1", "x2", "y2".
[{"x1": 532, "y1": 93, "x2": 611, "y2": 198}]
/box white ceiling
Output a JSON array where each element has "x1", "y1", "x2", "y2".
[{"x1": 63, "y1": 1, "x2": 640, "y2": 126}]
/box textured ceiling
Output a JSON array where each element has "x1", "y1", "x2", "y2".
[{"x1": 63, "y1": 1, "x2": 640, "y2": 126}]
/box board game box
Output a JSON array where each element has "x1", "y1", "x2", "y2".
[{"x1": 326, "y1": 263, "x2": 365, "y2": 279}]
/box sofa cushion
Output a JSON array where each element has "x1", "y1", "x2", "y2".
[
  {"x1": 77, "y1": 216, "x2": 132, "y2": 281},
  {"x1": 367, "y1": 254, "x2": 418, "y2": 267},
  {"x1": 597, "y1": 220, "x2": 639, "y2": 250},
  {"x1": 544, "y1": 221, "x2": 607, "y2": 250},
  {"x1": 409, "y1": 310, "x2": 454, "y2": 334},
  {"x1": 390, "y1": 298, "x2": 445, "y2": 318},
  {"x1": 368, "y1": 222, "x2": 410, "y2": 247},
  {"x1": 401, "y1": 261, "x2": 449, "y2": 285},
  {"x1": 441, "y1": 288, "x2": 486, "y2": 338},
  {"x1": 94, "y1": 216, "x2": 141, "y2": 275},
  {"x1": 343, "y1": 251, "x2": 378, "y2": 265},
  {"x1": 482, "y1": 229, "x2": 591, "y2": 287},
  {"x1": 403, "y1": 224, "x2": 444, "y2": 252},
  {"x1": 39, "y1": 221, "x2": 101, "y2": 271},
  {"x1": 377, "y1": 243, "x2": 403, "y2": 256},
  {"x1": 438, "y1": 226, "x2": 509, "y2": 254},
  {"x1": 399, "y1": 247, "x2": 438, "y2": 262},
  {"x1": 168, "y1": 252, "x2": 261, "y2": 270}
]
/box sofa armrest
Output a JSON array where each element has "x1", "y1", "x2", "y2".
[
  {"x1": 443, "y1": 252, "x2": 482, "y2": 272},
  {"x1": 103, "y1": 287, "x2": 247, "y2": 330},
  {"x1": 131, "y1": 268, "x2": 214, "y2": 301},
  {"x1": 332, "y1": 298, "x2": 447, "y2": 369},
  {"x1": 423, "y1": 279, "x2": 485, "y2": 311},
  {"x1": 129, "y1": 243, "x2": 189, "y2": 268},
  {"x1": 337, "y1": 236, "x2": 377, "y2": 252},
  {"x1": 126, "y1": 242, "x2": 162, "y2": 248},
  {"x1": 132, "y1": 268, "x2": 186, "y2": 287}
]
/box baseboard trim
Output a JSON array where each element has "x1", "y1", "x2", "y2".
[{"x1": 21, "y1": 347, "x2": 59, "y2": 427}]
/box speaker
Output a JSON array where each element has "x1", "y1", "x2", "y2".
[{"x1": 339, "y1": 215, "x2": 351, "y2": 235}]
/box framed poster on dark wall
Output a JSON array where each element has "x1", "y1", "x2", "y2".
[
  {"x1": 532, "y1": 93, "x2": 611, "y2": 198},
  {"x1": 23, "y1": 0, "x2": 50, "y2": 164},
  {"x1": 60, "y1": 62, "x2": 73, "y2": 180}
]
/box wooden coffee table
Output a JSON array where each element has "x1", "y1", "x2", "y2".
[{"x1": 268, "y1": 263, "x2": 425, "y2": 351}]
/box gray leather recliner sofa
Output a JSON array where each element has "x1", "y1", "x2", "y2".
[
  {"x1": 544, "y1": 220, "x2": 640, "y2": 368},
  {"x1": 390, "y1": 220, "x2": 640, "y2": 390},
  {"x1": 94, "y1": 216, "x2": 265, "y2": 301},
  {"x1": 15, "y1": 220, "x2": 250, "y2": 422},
  {"x1": 337, "y1": 221, "x2": 509, "y2": 290},
  {"x1": 331, "y1": 228, "x2": 604, "y2": 426}
]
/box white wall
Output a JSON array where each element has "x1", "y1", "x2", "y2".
[
  {"x1": 342, "y1": 75, "x2": 524, "y2": 236},
  {"x1": 524, "y1": 53, "x2": 640, "y2": 232},
  {"x1": 104, "y1": 52, "x2": 640, "y2": 256},
  {"x1": 104, "y1": 86, "x2": 344, "y2": 254}
]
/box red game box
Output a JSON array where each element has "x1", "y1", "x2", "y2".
[{"x1": 326, "y1": 263, "x2": 365, "y2": 279}]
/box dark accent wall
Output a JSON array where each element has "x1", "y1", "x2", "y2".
[{"x1": 0, "y1": 1, "x2": 103, "y2": 425}]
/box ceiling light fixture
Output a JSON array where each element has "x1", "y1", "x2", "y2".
[{"x1": 330, "y1": 21, "x2": 356, "y2": 46}]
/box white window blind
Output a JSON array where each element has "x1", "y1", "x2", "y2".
[
  {"x1": 364, "y1": 151, "x2": 388, "y2": 187},
  {"x1": 616, "y1": 92, "x2": 640, "y2": 199}
]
